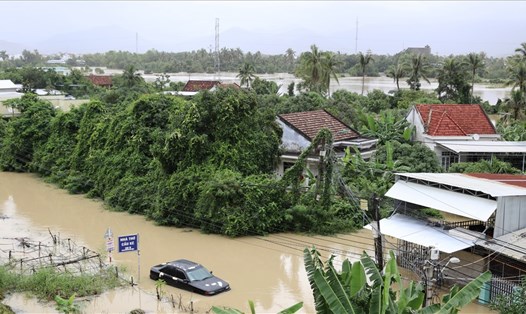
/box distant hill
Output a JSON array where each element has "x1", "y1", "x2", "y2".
[{"x1": 0, "y1": 39, "x2": 31, "y2": 55}]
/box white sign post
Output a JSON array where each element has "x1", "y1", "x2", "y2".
[{"x1": 104, "y1": 228, "x2": 114, "y2": 263}]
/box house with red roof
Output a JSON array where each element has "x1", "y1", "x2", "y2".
[
  {"x1": 86, "y1": 74, "x2": 113, "y2": 88},
  {"x1": 404, "y1": 104, "x2": 526, "y2": 170},
  {"x1": 182, "y1": 80, "x2": 222, "y2": 92},
  {"x1": 276, "y1": 109, "x2": 377, "y2": 178}
]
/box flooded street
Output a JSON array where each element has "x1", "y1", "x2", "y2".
[{"x1": 0, "y1": 172, "x2": 494, "y2": 313}]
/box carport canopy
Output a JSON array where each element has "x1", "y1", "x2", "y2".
[
  {"x1": 385, "y1": 180, "x2": 497, "y2": 221},
  {"x1": 364, "y1": 214, "x2": 477, "y2": 253}
]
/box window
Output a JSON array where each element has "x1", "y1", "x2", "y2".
[{"x1": 186, "y1": 266, "x2": 212, "y2": 281}]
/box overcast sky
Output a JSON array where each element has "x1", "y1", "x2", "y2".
[{"x1": 1, "y1": 1, "x2": 525, "y2": 57}]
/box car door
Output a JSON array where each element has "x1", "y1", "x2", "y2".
[{"x1": 172, "y1": 268, "x2": 189, "y2": 290}]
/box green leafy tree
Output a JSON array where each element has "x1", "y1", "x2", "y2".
[
  {"x1": 406, "y1": 54, "x2": 430, "y2": 91},
  {"x1": 435, "y1": 57, "x2": 471, "y2": 103}
]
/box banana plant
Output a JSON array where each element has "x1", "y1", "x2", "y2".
[
  {"x1": 303, "y1": 247, "x2": 491, "y2": 314},
  {"x1": 211, "y1": 300, "x2": 303, "y2": 314}
]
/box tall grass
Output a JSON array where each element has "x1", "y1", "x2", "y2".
[{"x1": 0, "y1": 266, "x2": 122, "y2": 300}]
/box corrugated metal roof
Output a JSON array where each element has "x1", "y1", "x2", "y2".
[
  {"x1": 0, "y1": 80, "x2": 17, "y2": 89},
  {"x1": 437, "y1": 141, "x2": 526, "y2": 153},
  {"x1": 364, "y1": 214, "x2": 477, "y2": 253},
  {"x1": 476, "y1": 227, "x2": 526, "y2": 262},
  {"x1": 396, "y1": 173, "x2": 526, "y2": 197},
  {"x1": 386, "y1": 180, "x2": 497, "y2": 221}
]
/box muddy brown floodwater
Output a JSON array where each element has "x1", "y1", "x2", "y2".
[{"x1": 0, "y1": 172, "x2": 494, "y2": 313}]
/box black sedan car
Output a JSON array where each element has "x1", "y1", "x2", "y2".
[{"x1": 149, "y1": 259, "x2": 230, "y2": 296}]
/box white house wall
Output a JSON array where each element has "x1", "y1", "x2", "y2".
[
  {"x1": 277, "y1": 119, "x2": 311, "y2": 153},
  {"x1": 494, "y1": 196, "x2": 526, "y2": 237}
]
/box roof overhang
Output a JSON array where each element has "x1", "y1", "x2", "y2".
[
  {"x1": 365, "y1": 214, "x2": 480, "y2": 253},
  {"x1": 436, "y1": 141, "x2": 526, "y2": 154},
  {"x1": 385, "y1": 180, "x2": 497, "y2": 221}
]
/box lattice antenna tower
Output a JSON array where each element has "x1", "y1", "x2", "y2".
[{"x1": 214, "y1": 18, "x2": 220, "y2": 80}]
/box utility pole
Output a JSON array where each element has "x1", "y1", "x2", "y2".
[
  {"x1": 214, "y1": 18, "x2": 220, "y2": 81},
  {"x1": 355, "y1": 17, "x2": 358, "y2": 54},
  {"x1": 424, "y1": 247, "x2": 440, "y2": 306},
  {"x1": 371, "y1": 194, "x2": 383, "y2": 269}
]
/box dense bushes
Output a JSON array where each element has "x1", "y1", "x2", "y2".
[{"x1": 0, "y1": 87, "x2": 365, "y2": 236}]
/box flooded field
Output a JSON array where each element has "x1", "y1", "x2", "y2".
[{"x1": 0, "y1": 172, "x2": 494, "y2": 313}]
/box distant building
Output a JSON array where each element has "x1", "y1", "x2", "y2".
[
  {"x1": 182, "y1": 80, "x2": 222, "y2": 92},
  {"x1": 86, "y1": 74, "x2": 113, "y2": 88},
  {"x1": 404, "y1": 45, "x2": 431, "y2": 56}
]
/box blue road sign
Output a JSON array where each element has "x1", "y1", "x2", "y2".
[{"x1": 118, "y1": 234, "x2": 138, "y2": 253}]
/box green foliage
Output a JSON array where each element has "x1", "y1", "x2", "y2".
[
  {"x1": 490, "y1": 277, "x2": 526, "y2": 314},
  {"x1": 55, "y1": 294, "x2": 80, "y2": 314},
  {"x1": 195, "y1": 170, "x2": 286, "y2": 236},
  {"x1": 251, "y1": 77, "x2": 281, "y2": 95},
  {"x1": 448, "y1": 157, "x2": 521, "y2": 174},
  {"x1": 304, "y1": 247, "x2": 491, "y2": 314},
  {"x1": 497, "y1": 120, "x2": 526, "y2": 141},
  {"x1": 0, "y1": 265, "x2": 121, "y2": 301},
  {"x1": 358, "y1": 111, "x2": 413, "y2": 145},
  {"x1": 211, "y1": 300, "x2": 303, "y2": 314},
  {"x1": 435, "y1": 57, "x2": 471, "y2": 104},
  {"x1": 0, "y1": 94, "x2": 56, "y2": 171}
]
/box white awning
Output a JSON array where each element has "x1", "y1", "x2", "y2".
[
  {"x1": 437, "y1": 141, "x2": 526, "y2": 154},
  {"x1": 365, "y1": 214, "x2": 478, "y2": 253},
  {"x1": 385, "y1": 181, "x2": 497, "y2": 221}
]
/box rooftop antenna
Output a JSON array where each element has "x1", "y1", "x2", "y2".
[
  {"x1": 355, "y1": 17, "x2": 358, "y2": 54},
  {"x1": 214, "y1": 18, "x2": 220, "y2": 81}
]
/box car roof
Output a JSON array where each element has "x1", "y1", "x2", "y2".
[{"x1": 167, "y1": 259, "x2": 202, "y2": 271}]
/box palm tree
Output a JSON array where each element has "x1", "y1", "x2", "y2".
[
  {"x1": 298, "y1": 44, "x2": 324, "y2": 93},
  {"x1": 407, "y1": 53, "x2": 430, "y2": 91},
  {"x1": 386, "y1": 62, "x2": 406, "y2": 91},
  {"x1": 466, "y1": 53, "x2": 485, "y2": 103},
  {"x1": 504, "y1": 89, "x2": 526, "y2": 120},
  {"x1": 321, "y1": 52, "x2": 342, "y2": 97},
  {"x1": 358, "y1": 51, "x2": 374, "y2": 95},
  {"x1": 121, "y1": 64, "x2": 143, "y2": 88},
  {"x1": 285, "y1": 48, "x2": 295, "y2": 72},
  {"x1": 236, "y1": 62, "x2": 256, "y2": 88},
  {"x1": 0, "y1": 50, "x2": 8, "y2": 61},
  {"x1": 515, "y1": 42, "x2": 526, "y2": 59},
  {"x1": 505, "y1": 60, "x2": 526, "y2": 94}
]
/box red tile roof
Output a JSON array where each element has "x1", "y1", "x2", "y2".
[
  {"x1": 278, "y1": 109, "x2": 360, "y2": 141},
  {"x1": 218, "y1": 83, "x2": 241, "y2": 89},
  {"x1": 415, "y1": 104, "x2": 496, "y2": 136},
  {"x1": 467, "y1": 173, "x2": 526, "y2": 189},
  {"x1": 183, "y1": 80, "x2": 221, "y2": 92},
  {"x1": 86, "y1": 75, "x2": 113, "y2": 87}
]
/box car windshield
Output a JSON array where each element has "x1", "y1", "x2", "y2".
[{"x1": 186, "y1": 266, "x2": 212, "y2": 281}]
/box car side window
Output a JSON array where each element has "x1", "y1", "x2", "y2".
[
  {"x1": 174, "y1": 269, "x2": 187, "y2": 280},
  {"x1": 160, "y1": 265, "x2": 176, "y2": 277}
]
